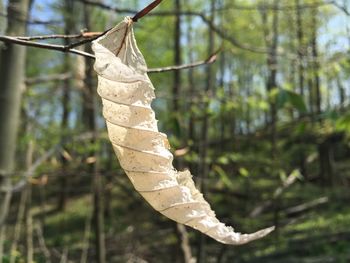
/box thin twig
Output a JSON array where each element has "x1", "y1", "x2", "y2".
[
  {"x1": 35, "y1": 223, "x2": 52, "y2": 263},
  {"x1": 9, "y1": 187, "x2": 28, "y2": 263},
  {"x1": 80, "y1": 207, "x2": 93, "y2": 263},
  {"x1": 0, "y1": 132, "x2": 94, "y2": 193},
  {"x1": 0, "y1": 35, "x2": 218, "y2": 72},
  {"x1": 284, "y1": 197, "x2": 329, "y2": 215},
  {"x1": 79, "y1": 0, "x2": 346, "y2": 57},
  {"x1": 0, "y1": 35, "x2": 95, "y2": 58},
  {"x1": 0, "y1": 12, "x2": 61, "y2": 25},
  {"x1": 148, "y1": 52, "x2": 218, "y2": 73},
  {"x1": 132, "y1": 0, "x2": 163, "y2": 22},
  {"x1": 249, "y1": 172, "x2": 300, "y2": 218},
  {"x1": 16, "y1": 32, "x2": 102, "y2": 41},
  {"x1": 26, "y1": 72, "x2": 72, "y2": 85}
]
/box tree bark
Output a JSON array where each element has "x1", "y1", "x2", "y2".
[
  {"x1": 173, "y1": 0, "x2": 181, "y2": 113},
  {"x1": 295, "y1": 0, "x2": 304, "y2": 98},
  {"x1": 198, "y1": 1, "x2": 216, "y2": 262},
  {"x1": 0, "y1": 0, "x2": 6, "y2": 35},
  {"x1": 0, "y1": 0, "x2": 30, "y2": 260},
  {"x1": 58, "y1": 0, "x2": 74, "y2": 211},
  {"x1": 25, "y1": 140, "x2": 34, "y2": 263},
  {"x1": 260, "y1": 0, "x2": 279, "y2": 159},
  {"x1": 311, "y1": 7, "x2": 321, "y2": 114},
  {"x1": 83, "y1": 3, "x2": 106, "y2": 263},
  {"x1": 186, "y1": 14, "x2": 196, "y2": 174},
  {"x1": 318, "y1": 141, "x2": 334, "y2": 186},
  {"x1": 172, "y1": 2, "x2": 194, "y2": 262}
]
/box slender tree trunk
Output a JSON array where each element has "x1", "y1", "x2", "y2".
[
  {"x1": 173, "y1": 0, "x2": 181, "y2": 113},
  {"x1": 25, "y1": 140, "x2": 34, "y2": 263},
  {"x1": 172, "y1": 2, "x2": 194, "y2": 262},
  {"x1": 198, "y1": 1, "x2": 215, "y2": 262},
  {"x1": 318, "y1": 141, "x2": 334, "y2": 186},
  {"x1": 295, "y1": 0, "x2": 307, "y2": 178},
  {"x1": 0, "y1": 1, "x2": 30, "y2": 260},
  {"x1": 307, "y1": 77, "x2": 315, "y2": 118},
  {"x1": 260, "y1": 0, "x2": 279, "y2": 159},
  {"x1": 311, "y1": 7, "x2": 321, "y2": 114},
  {"x1": 83, "y1": 3, "x2": 106, "y2": 263},
  {"x1": 58, "y1": 0, "x2": 74, "y2": 211},
  {"x1": 219, "y1": 51, "x2": 226, "y2": 151},
  {"x1": 0, "y1": 0, "x2": 6, "y2": 35},
  {"x1": 295, "y1": 0, "x2": 305, "y2": 98},
  {"x1": 186, "y1": 15, "x2": 196, "y2": 173},
  {"x1": 337, "y1": 77, "x2": 345, "y2": 109}
]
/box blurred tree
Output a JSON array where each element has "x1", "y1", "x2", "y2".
[{"x1": 0, "y1": 0, "x2": 30, "y2": 260}]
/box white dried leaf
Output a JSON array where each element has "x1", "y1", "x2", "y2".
[{"x1": 92, "y1": 17, "x2": 274, "y2": 245}]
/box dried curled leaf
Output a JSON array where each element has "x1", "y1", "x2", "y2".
[{"x1": 92, "y1": 17, "x2": 274, "y2": 245}]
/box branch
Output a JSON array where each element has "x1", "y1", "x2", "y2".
[
  {"x1": 0, "y1": 132, "x2": 94, "y2": 193},
  {"x1": 331, "y1": 1, "x2": 350, "y2": 16},
  {"x1": 284, "y1": 197, "x2": 329, "y2": 216},
  {"x1": 217, "y1": 1, "x2": 334, "y2": 12},
  {"x1": 0, "y1": 35, "x2": 95, "y2": 58},
  {"x1": 249, "y1": 172, "x2": 300, "y2": 218},
  {"x1": 80, "y1": 0, "x2": 346, "y2": 58},
  {"x1": 148, "y1": 51, "x2": 218, "y2": 73},
  {"x1": 77, "y1": 0, "x2": 269, "y2": 54},
  {"x1": 25, "y1": 72, "x2": 72, "y2": 85},
  {"x1": 80, "y1": 0, "x2": 334, "y2": 13},
  {"x1": 77, "y1": 0, "x2": 136, "y2": 15},
  {"x1": 16, "y1": 31, "x2": 102, "y2": 41},
  {"x1": 0, "y1": 34, "x2": 218, "y2": 73},
  {"x1": 0, "y1": 12, "x2": 61, "y2": 25},
  {"x1": 132, "y1": 0, "x2": 163, "y2": 22},
  {"x1": 0, "y1": 1, "x2": 165, "y2": 58}
]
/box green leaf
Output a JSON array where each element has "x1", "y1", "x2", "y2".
[
  {"x1": 213, "y1": 165, "x2": 234, "y2": 189},
  {"x1": 276, "y1": 89, "x2": 307, "y2": 113},
  {"x1": 239, "y1": 167, "x2": 249, "y2": 177},
  {"x1": 286, "y1": 90, "x2": 307, "y2": 113}
]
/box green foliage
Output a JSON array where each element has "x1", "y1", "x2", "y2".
[{"x1": 276, "y1": 88, "x2": 307, "y2": 113}]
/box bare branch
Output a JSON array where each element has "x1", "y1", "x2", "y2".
[
  {"x1": 0, "y1": 34, "x2": 218, "y2": 72},
  {"x1": 0, "y1": 35, "x2": 95, "y2": 58},
  {"x1": 331, "y1": 1, "x2": 350, "y2": 16},
  {"x1": 0, "y1": 12, "x2": 61, "y2": 25},
  {"x1": 25, "y1": 72, "x2": 72, "y2": 85},
  {"x1": 148, "y1": 52, "x2": 218, "y2": 73},
  {"x1": 77, "y1": 0, "x2": 136, "y2": 15},
  {"x1": 132, "y1": 0, "x2": 163, "y2": 22},
  {"x1": 249, "y1": 172, "x2": 300, "y2": 218},
  {"x1": 216, "y1": 1, "x2": 334, "y2": 12},
  {"x1": 80, "y1": 0, "x2": 334, "y2": 14},
  {"x1": 0, "y1": 132, "x2": 94, "y2": 193},
  {"x1": 284, "y1": 197, "x2": 329, "y2": 216},
  {"x1": 16, "y1": 31, "x2": 102, "y2": 41}
]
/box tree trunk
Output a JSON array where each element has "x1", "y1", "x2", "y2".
[
  {"x1": 25, "y1": 140, "x2": 34, "y2": 263},
  {"x1": 219, "y1": 51, "x2": 226, "y2": 151},
  {"x1": 260, "y1": 0, "x2": 279, "y2": 159},
  {"x1": 186, "y1": 14, "x2": 196, "y2": 173},
  {"x1": 311, "y1": 7, "x2": 321, "y2": 115},
  {"x1": 198, "y1": 1, "x2": 216, "y2": 262},
  {"x1": 172, "y1": 2, "x2": 194, "y2": 262},
  {"x1": 0, "y1": 0, "x2": 6, "y2": 35},
  {"x1": 295, "y1": 0, "x2": 305, "y2": 98},
  {"x1": 173, "y1": 0, "x2": 181, "y2": 113},
  {"x1": 318, "y1": 141, "x2": 334, "y2": 186},
  {"x1": 58, "y1": 0, "x2": 75, "y2": 211},
  {"x1": 295, "y1": 0, "x2": 307, "y2": 178},
  {"x1": 83, "y1": 3, "x2": 106, "y2": 263},
  {"x1": 0, "y1": 0, "x2": 30, "y2": 260}
]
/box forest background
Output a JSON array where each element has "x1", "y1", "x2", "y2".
[{"x1": 0, "y1": 0, "x2": 350, "y2": 262}]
